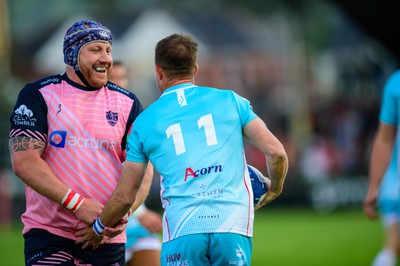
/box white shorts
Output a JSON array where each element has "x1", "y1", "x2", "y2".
[{"x1": 125, "y1": 237, "x2": 162, "y2": 262}]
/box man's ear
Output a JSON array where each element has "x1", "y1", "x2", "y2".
[
  {"x1": 155, "y1": 65, "x2": 163, "y2": 80},
  {"x1": 193, "y1": 63, "x2": 199, "y2": 77}
]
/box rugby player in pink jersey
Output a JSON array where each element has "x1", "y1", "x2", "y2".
[{"x1": 9, "y1": 20, "x2": 153, "y2": 265}]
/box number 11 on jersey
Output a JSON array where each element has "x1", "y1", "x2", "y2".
[{"x1": 166, "y1": 114, "x2": 218, "y2": 155}]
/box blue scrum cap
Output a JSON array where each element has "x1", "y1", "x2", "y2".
[{"x1": 63, "y1": 20, "x2": 112, "y2": 71}]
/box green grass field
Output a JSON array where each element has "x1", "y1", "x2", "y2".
[
  {"x1": 252, "y1": 208, "x2": 384, "y2": 266},
  {"x1": 0, "y1": 208, "x2": 385, "y2": 266}
]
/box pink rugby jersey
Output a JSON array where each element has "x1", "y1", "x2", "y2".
[{"x1": 9, "y1": 73, "x2": 143, "y2": 243}]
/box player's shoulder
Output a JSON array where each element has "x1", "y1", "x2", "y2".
[
  {"x1": 385, "y1": 70, "x2": 400, "y2": 93},
  {"x1": 196, "y1": 86, "x2": 238, "y2": 101},
  {"x1": 23, "y1": 74, "x2": 64, "y2": 91},
  {"x1": 106, "y1": 81, "x2": 139, "y2": 101},
  {"x1": 198, "y1": 85, "x2": 234, "y2": 93},
  {"x1": 388, "y1": 69, "x2": 400, "y2": 80},
  {"x1": 134, "y1": 99, "x2": 157, "y2": 122}
]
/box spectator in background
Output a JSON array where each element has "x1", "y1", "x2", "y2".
[
  {"x1": 364, "y1": 70, "x2": 400, "y2": 266},
  {"x1": 110, "y1": 60, "x2": 129, "y2": 88},
  {"x1": 110, "y1": 61, "x2": 162, "y2": 266},
  {"x1": 299, "y1": 135, "x2": 337, "y2": 182}
]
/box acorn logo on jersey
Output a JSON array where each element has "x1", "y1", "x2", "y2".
[
  {"x1": 49, "y1": 131, "x2": 67, "y2": 148},
  {"x1": 184, "y1": 165, "x2": 223, "y2": 181},
  {"x1": 106, "y1": 110, "x2": 118, "y2": 126}
]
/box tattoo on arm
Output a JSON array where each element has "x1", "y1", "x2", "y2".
[{"x1": 9, "y1": 136, "x2": 46, "y2": 153}]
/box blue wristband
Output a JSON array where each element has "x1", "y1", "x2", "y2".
[{"x1": 93, "y1": 217, "x2": 105, "y2": 235}]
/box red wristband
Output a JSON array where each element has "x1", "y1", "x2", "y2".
[{"x1": 61, "y1": 189, "x2": 84, "y2": 212}]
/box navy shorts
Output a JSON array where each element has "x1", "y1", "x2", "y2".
[{"x1": 24, "y1": 229, "x2": 125, "y2": 266}]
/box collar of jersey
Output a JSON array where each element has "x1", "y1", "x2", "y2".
[
  {"x1": 160, "y1": 83, "x2": 197, "y2": 98},
  {"x1": 64, "y1": 73, "x2": 103, "y2": 91}
]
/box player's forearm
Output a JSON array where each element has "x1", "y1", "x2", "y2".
[
  {"x1": 243, "y1": 118, "x2": 289, "y2": 194},
  {"x1": 130, "y1": 162, "x2": 153, "y2": 213},
  {"x1": 266, "y1": 151, "x2": 288, "y2": 194},
  {"x1": 368, "y1": 123, "x2": 395, "y2": 188},
  {"x1": 368, "y1": 136, "x2": 393, "y2": 189},
  {"x1": 99, "y1": 192, "x2": 133, "y2": 227},
  {"x1": 99, "y1": 161, "x2": 147, "y2": 227},
  {"x1": 10, "y1": 138, "x2": 70, "y2": 204}
]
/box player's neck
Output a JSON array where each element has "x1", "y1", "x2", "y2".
[{"x1": 166, "y1": 78, "x2": 194, "y2": 89}]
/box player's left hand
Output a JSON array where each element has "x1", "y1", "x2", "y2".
[
  {"x1": 264, "y1": 176, "x2": 271, "y2": 191},
  {"x1": 255, "y1": 177, "x2": 278, "y2": 210},
  {"x1": 138, "y1": 210, "x2": 162, "y2": 233}
]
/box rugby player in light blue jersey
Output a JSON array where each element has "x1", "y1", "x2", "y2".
[
  {"x1": 365, "y1": 70, "x2": 400, "y2": 266},
  {"x1": 77, "y1": 33, "x2": 288, "y2": 266}
]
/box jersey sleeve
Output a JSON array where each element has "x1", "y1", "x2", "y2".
[
  {"x1": 125, "y1": 121, "x2": 148, "y2": 163},
  {"x1": 232, "y1": 91, "x2": 258, "y2": 127},
  {"x1": 380, "y1": 70, "x2": 400, "y2": 126},
  {"x1": 9, "y1": 83, "x2": 48, "y2": 141},
  {"x1": 122, "y1": 94, "x2": 144, "y2": 150}
]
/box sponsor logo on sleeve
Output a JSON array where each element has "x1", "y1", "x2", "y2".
[{"x1": 13, "y1": 105, "x2": 37, "y2": 127}]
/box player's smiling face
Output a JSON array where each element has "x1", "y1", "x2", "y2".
[{"x1": 78, "y1": 41, "x2": 112, "y2": 88}]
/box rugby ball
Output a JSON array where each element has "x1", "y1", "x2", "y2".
[{"x1": 248, "y1": 165, "x2": 268, "y2": 207}]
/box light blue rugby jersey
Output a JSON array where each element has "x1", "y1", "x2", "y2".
[
  {"x1": 378, "y1": 71, "x2": 400, "y2": 203},
  {"x1": 126, "y1": 83, "x2": 258, "y2": 242}
]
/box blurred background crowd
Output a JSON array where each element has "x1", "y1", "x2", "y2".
[{"x1": 0, "y1": 0, "x2": 399, "y2": 226}]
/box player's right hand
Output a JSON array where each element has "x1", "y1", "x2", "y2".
[
  {"x1": 101, "y1": 219, "x2": 127, "y2": 238},
  {"x1": 364, "y1": 189, "x2": 378, "y2": 220},
  {"x1": 75, "y1": 198, "x2": 104, "y2": 225},
  {"x1": 75, "y1": 226, "x2": 104, "y2": 250}
]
